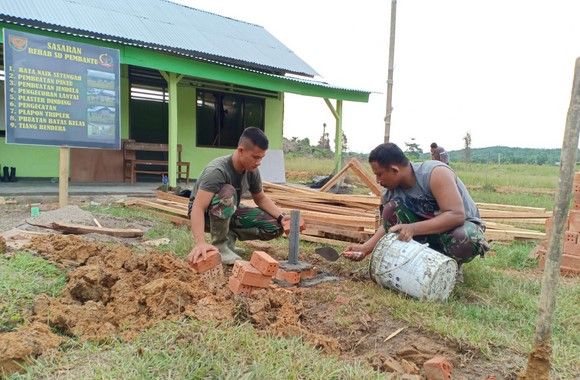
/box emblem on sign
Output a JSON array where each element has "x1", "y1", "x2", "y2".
[{"x1": 9, "y1": 35, "x2": 28, "y2": 51}]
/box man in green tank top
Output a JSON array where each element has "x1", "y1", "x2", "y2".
[
  {"x1": 344, "y1": 143, "x2": 489, "y2": 281},
  {"x1": 187, "y1": 127, "x2": 289, "y2": 265}
]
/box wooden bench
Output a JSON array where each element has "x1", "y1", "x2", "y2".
[{"x1": 123, "y1": 141, "x2": 190, "y2": 184}]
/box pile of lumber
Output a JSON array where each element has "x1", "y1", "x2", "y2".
[
  {"x1": 120, "y1": 162, "x2": 550, "y2": 244},
  {"x1": 124, "y1": 191, "x2": 190, "y2": 225}
]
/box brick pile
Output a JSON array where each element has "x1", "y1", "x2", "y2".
[
  {"x1": 228, "y1": 251, "x2": 279, "y2": 296},
  {"x1": 538, "y1": 173, "x2": 580, "y2": 276}
]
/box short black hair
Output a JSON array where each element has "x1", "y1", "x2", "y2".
[
  {"x1": 239, "y1": 127, "x2": 268, "y2": 150},
  {"x1": 430, "y1": 142, "x2": 438, "y2": 149},
  {"x1": 369, "y1": 143, "x2": 409, "y2": 167}
]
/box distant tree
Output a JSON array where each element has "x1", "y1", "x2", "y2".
[
  {"x1": 463, "y1": 132, "x2": 472, "y2": 162},
  {"x1": 317, "y1": 123, "x2": 331, "y2": 150},
  {"x1": 404, "y1": 138, "x2": 423, "y2": 160},
  {"x1": 342, "y1": 132, "x2": 348, "y2": 152}
]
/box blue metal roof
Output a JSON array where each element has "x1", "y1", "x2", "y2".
[{"x1": 0, "y1": 0, "x2": 319, "y2": 77}]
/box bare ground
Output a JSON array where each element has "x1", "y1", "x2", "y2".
[{"x1": 0, "y1": 197, "x2": 526, "y2": 378}]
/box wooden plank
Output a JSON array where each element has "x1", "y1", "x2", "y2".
[
  {"x1": 477, "y1": 202, "x2": 546, "y2": 212},
  {"x1": 284, "y1": 233, "x2": 348, "y2": 247},
  {"x1": 349, "y1": 159, "x2": 383, "y2": 197},
  {"x1": 479, "y1": 210, "x2": 552, "y2": 219},
  {"x1": 50, "y1": 222, "x2": 143, "y2": 238},
  {"x1": 155, "y1": 190, "x2": 190, "y2": 205},
  {"x1": 485, "y1": 218, "x2": 547, "y2": 225},
  {"x1": 274, "y1": 199, "x2": 370, "y2": 217},
  {"x1": 319, "y1": 161, "x2": 353, "y2": 192},
  {"x1": 280, "y1": 207, "x2": 375, "y2": 229},
  {"x1": 134, "y1": 199, "x2": 189, "y2": 217}
]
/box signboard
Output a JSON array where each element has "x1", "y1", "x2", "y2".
[{"x1": 3, "y1": 29, "x2": 120, "y2": 149}]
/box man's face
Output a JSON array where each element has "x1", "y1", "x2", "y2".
[
  {"x1": 370, "y1": 161, "x2": 399, "y2": 190},
  {"x1": 239, "y1": 144, "x2": 266, "y2": 171},
  {"x1": 430, "y1": 147, "x2": 436, "y2": 154}
]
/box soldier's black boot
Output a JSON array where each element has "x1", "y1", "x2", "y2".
[{"x1": 1, "y1": 167, "x2": 9, "y2": 182}]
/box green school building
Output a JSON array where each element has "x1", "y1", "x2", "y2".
[{"x1": 0, "y1": 0, "x2": 370, "y2": 186}]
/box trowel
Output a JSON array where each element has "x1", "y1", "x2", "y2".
[{"x1": 314, "y1": 246, "x2": 340, "y2": 261}]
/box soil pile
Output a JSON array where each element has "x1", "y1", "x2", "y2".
[
  {"x1": 0, "y1": 322, "x2": 62, "y2": 375},
  {"x1": 1, "y1": 235, "x2": 323, "y2": 375}
]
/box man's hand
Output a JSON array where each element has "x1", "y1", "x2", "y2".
[
  {"x1": 388, "y1": 223, "x2": 416, "y2": 242},
  {"x1": 187, "y1": 242, "x2": 218, "y2": 265},
  {"x1": 342, "y1": 243, "x2": 372, "y2": 261}
]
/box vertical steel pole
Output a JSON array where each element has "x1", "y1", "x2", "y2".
[{"x1": 288, "y1": 209, "x2": 301, "y2": 265}]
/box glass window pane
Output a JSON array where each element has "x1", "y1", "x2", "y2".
[
  {"x1": 244, "y1": 98, "x2": 263, "y2": 131},
  {"x1": 196, "y1": 91, "x2": 217, "y2": 146},
  {"x1": 221, "y1": 95, "x2": 243, "y2": 148}
]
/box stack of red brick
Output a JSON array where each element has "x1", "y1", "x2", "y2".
[
  {"x1": 228, "y1": 251, "x2": 279, "y2": 296},
  {"x1": 538, "y1": 173, "x2": 580, "y2": 276}
]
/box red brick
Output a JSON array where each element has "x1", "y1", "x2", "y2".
[
  {"x1": 423, "y1": 356, "x2": 453, "y2": 380},
  {"x1": 282, "y1": 217, "x2": 306, "y2": 236},
  {"x1": 561, "y1": 253, "x2": 580, "y2": 269},
  {"x1": 275, "y1": 268, "x2": 300, "y2": 284},
  {"x1": 565, "y1": 231, "x2": 578, "y2": 243},
  {"x1": 250, "y1": 251, "x2": 279, "y2": 276},
  {"x1": 228, "y1": 276, "x2": 255, "y2": 296},
  {"x1": 568, "y1": 210, "x2": 580, "y2": 232},
  {"x1": 233, "y1": 261, "x2": 273, "y2": 288},
  {"x1": 299, "y1": 267, "x2": 317, "y2": 280},
  {"x1": 190, "y1": 250, "x2": 221, "y2": 274},
  {"x1": 563, "y1": 241, "x2": 579, "y2": 255}
]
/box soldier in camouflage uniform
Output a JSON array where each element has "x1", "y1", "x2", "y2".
[
  {"x1": 344, "y1": 143, "x2": 489, "y2": 281},
  {"x1": 187, "y1": 128, "x2": 288, "y2": 265}
]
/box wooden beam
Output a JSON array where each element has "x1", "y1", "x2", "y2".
[
  {"x1": 50, "y1": 222, "x2": 143, "y2": 238},
  {"x1": 319, "y1": 160, "x2": 353, "y2": 192}
]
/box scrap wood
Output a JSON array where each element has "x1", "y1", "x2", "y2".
[
  {"x1": 284, "y1": 233, "x2": 348, "y2": 247},
  {"x1": 477, "y1": 202, "x2": 546, "y2": 212},
  {"x1": 319, "y1": 158, "x2": 382, "y2": 197},
  {"x1": 155, "y1": 190, "x2": 189, "y2": 205},
  {"x1": 50, "y1": 221, "x2": 143, "y2": 238},
  {"x1": 275, "y1": 199, "x2": 370, "y2": 217},
  {"x1": 479, "y1": 209, "x2": 551, "y2": 219},
  {"x1": 131, "y1": 199, "x2": 188, "y2": 217},
  {"x1": 485, "y1": 229, "x2": 545, "y2": 242},
  {"x1": 383, "y1": 327, "x2": 407, "y2": 343},
  {"x1": 279, "y1": 207, "x2": 376, "y2": 229},
  {"x1": 93, "y1": 218, "x2": 102, "y2": 228}
]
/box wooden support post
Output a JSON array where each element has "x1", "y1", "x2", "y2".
[
  {"x1": 59, "y1": 147, "x2": 69, "y2": 207},
  {"x1": 522, "y1": 58, "x2": 580, "y2": 378},
  {"x1": 160, "y1": 71, "x2": 182, "y2": 188}
]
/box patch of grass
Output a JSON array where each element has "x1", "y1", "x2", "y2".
[
  {"x1": 0, "y1": 252, "x2": 66, "y2": 331},
  {"x1": 11, "y1": 320, "x2": 383, "y2": 380},
  {"x1": 357, "y1": 242, "x2": 580, "y2": 378}
]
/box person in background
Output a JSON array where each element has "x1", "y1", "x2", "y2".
[
  {"x1": 430, "y1": 142, "x2": 449, "y2": 165},
  {"x1": 187, "y1": 127, "x2": 289, "y2": 265},
  {"x1": 343, "y1": 143, "x2": 489, "y2": 282}
]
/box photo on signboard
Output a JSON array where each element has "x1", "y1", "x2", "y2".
[{"x1": 86, "y1": 69, "x2": 116, "y2": 139}]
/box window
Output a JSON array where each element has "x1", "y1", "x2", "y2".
[{"x1": 196, "y1": 90, "x2": 264, "y2": 148}]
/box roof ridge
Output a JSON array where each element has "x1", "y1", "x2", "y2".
[{"x1": 160, "y1": 0, "x2": 265, "y2": 29}]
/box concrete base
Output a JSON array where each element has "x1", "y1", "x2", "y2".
[{"x1": 278, "y1": 260, "x2": 313, "y2": 272}]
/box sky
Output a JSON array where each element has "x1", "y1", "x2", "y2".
[{"x1": 173, "y1": 0, "x2": 580, "y2": 153}]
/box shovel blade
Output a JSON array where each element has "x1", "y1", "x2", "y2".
[{"x1": 315, "y1": 246, "x2": 340, "y2": 262}]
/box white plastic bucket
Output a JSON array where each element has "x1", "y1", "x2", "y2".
[{"x1": 369, "y1": 233, "x2": 458, "y2": 301}]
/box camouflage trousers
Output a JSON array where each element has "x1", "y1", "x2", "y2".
[
  {"x1": 382, "y1": 200, "x2": 490, "y2": 265},
  {"x1": 188, "y1": 184, "x2": 283, "y2": 241}
]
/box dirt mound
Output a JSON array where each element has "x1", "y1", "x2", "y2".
[
  {"x1": 29, "y1": 235, "x2": 233, "y2": 341},
  {"x1": 27, "y1": 235, "x2": 321, "y2": 349},
  {"x1": 0, "y1": 235, "x2": 341, "y2": 375},
  {"x1": 237, "y1": 288, "x2": 340, "y2": 354},
  {"x1": 0, "y1": 322, "x2": 62, "y2": 375}
]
